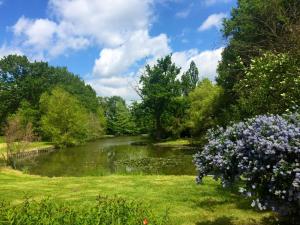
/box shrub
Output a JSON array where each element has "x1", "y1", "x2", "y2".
[
  {"x1": 0, "y1": 196, "x2": 169, "y2": 225},
  {"x1": 193, "y1": 112, "x2": 300, "y2": 217}
]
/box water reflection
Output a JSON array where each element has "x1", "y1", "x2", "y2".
[{"x1": 17, "y1": 136, "x2": 197, "y2": 177}]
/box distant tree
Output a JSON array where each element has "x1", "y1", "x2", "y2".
[
  {"x1": 99, "y1": 96, "x2": 135, "y2": 135},
  {"x1": 130, "y1": 101, "x2": 153, "y2": 135},
  {"x1": 181, "y1": 61, "x2": 199, "y2": 96},
  {"x1": 188, "y1": 79, "x2": 223, "y2": 136},
  {"x1": 112, "y1": 101, "x2": 135, "y2": 135},
  {"x1": 139, "y1": 55, "x2": 181, "y2": 139},
  {"x1": 4, "y1": 114, "x2": 35, "y2": 167},
  {"x1": 0, "y1": 55, "x2": 102, "y2": 133},
  {"x1": 87, "y1": 107, "x2": 106, "y2": 140},
  {"x1": 40, "y1": 87, "x2": 90, "y2": 147}
]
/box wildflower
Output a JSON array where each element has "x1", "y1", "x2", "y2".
[{"x1": 143, "y1": 218, "x2": 148, "y2": 225}]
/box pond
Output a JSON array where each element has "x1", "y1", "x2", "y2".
[{"x1": 17, "y1": 136, "x2": 198, "y2": 177}]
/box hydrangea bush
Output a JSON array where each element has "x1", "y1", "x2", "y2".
[{"x1": 194, "y1": 112, "x2": 300, "y2": 216}]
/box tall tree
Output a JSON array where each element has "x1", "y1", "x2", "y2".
[
  {"x1": 188, "y1": 79, "x2": 223, "y2": 136},
  {"x1": 139, "y1": 55, "x2": 181, "y2": 139},
  {"x1": 40, "y1": 87, "x2": 90, "y2": 147},
  {"x1": 216, "y1": 0, "x2": 300, "y2": 123},
  {"x1": 181, "y1": 61, "x2": 199, "y2": 96},
  {"x1": 0, "y1": 55, "x2": 101, "y2": 130}
]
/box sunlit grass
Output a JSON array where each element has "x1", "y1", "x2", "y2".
[
  {"x1": 0, "y1": 168, "x2": 274, "y2": 225},
  {"x1": 154, "y1": 139, "x2": 190, "y2": 147},
  {"x1": 0, "y1": 141, "x2": 54, "y2": 159}
]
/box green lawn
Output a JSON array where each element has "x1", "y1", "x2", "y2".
[{"x1": 0, "y1": 168, "x2": 274, "y2": 225}]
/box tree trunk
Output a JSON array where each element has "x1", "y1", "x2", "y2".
[{"x1": 155, "y1": 113, "x2": 162, "y2": 140}]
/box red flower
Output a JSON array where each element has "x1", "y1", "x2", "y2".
[{"x1": 143, "y1": 218, "x2": 148, "y2": 225}]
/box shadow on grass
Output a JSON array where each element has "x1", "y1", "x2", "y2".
[
  {"x1": 195, "y1": 216, "x2": 235, "y2": 225},
  {"x1": 195, "y1": 216, "x2": 283, "y2": 225},
  {"x1": 192, "y1": 184, "x2": 253, "y2": 212}
]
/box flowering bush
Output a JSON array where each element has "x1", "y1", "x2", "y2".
[{"x1": 194, "y1": 112, "x2": 300, "y2": 216}]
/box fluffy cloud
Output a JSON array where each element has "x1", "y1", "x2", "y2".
[
  {"x1": 0, "y1": 44, "x2": 23, "y2": 59},
  {"x1": 93, "y1": 30, "x2": 170, "y2": 77},
  {"x1": 172, "y1": 47, "x2": 223, "y2": 80},
  {"x1": 48, "y1": 0, "x2": 153, "y2": 47},
  {"x1": 10, "y1": 0, "x2": 157, "y2": 59},
  {"x1": 86, "y1": 76, "x2": 139, "y2": 102},
  {"x1": 198, "y1": 13, "x2": 227, "y2": 31},
  {"x1": 87, "y1": 47, "x2": 223, "y2": 101}
]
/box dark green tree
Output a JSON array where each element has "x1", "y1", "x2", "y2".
[
  {"x1": 99, "y1": 96, "x2": 135, "y2": 135},
  {"x1": 139, "y1": 55, "x2": 181, "y2": 139},
  {"x1": 181, "y1": 61, "x2": 199, "y2": 96},
  {"x1": 216, "y1": 0, "x2": 300, "y2": 123}
]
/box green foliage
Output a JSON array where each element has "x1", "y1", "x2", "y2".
[
  {"x1": 0, "y1": 196, "x2": 169, "y2": 225},
  {"x1": 216, "y1": 0, "x2": 300, "y2": 124},
  {"x1": 100, "y1": 96, "x2": 136, "y2": 135},
  {"x1": 40, "y1": 87, "x2": 90, "y2": 147},
  {"x1": 130, "y1": 101, "x2": 153, "y2": 134},
  {"x1": 235, "y1": 52, "x2": 300, "y2": 117},
  {"x1": 0, "y1": 55, "x2": 102, "y2": 132},
  {"x1": 139, "y1": 55, "x2": 181, "y2": 139},
  {"x1": 187, "y1": 79, "x2": 223, "y2": 136},
  {"x1": 181, "y1": 61, "x2": 199, "y2": 96}
]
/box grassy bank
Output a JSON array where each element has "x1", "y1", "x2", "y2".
[
  {"x1": 0, "y1": 136, "x2": 54, "y2": 159},
  {"x1": 153, "y1": 139, "x2": 191, "y2": 147},
  {"x1": 0, "y1": 168, "x2": 273, "y2": 225}
]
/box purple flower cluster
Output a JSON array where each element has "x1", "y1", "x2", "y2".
[{"x1": 194, "y1": 112, "x2": 300, "y2": 215}]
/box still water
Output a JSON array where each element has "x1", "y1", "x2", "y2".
[{"x1": 17, "y1": 136, "x2": 197, "y2": 177}]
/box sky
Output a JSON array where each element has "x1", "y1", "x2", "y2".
[{"x1": 0, "y1": 0, "x2": 236, "y2": 102}]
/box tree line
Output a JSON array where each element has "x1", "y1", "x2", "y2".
[{"x1": 1, "y1": 0, "x2": 299, "y2": 146}]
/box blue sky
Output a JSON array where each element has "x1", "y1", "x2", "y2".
[{"x1": 0, "y1": 0, "x2": 236, "y2": 101}]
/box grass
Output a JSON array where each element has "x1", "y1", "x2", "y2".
[
  {"x1": 0, "y1": 136, "x2": 54, "y2": 159},
  {"x1": 154, "y1": 139, "x2": 191, "y2": 147},
  {"x1": 0, "y1": 168, "x2": 273, "y2": 225}
]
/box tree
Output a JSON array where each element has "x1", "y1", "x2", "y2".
[
  {"x1": 130, "y1": 101, "x2": 152, "y2": 135},
  {"x1": 40, "y1": 87, "x2": 90, "y2": 147},
  {"x1": 216, "y1": 0, "x2": 300, "y2": 123},
  {"x1": 181, "y1": 61, "x2": 199, "y2": 96},
  {"x1": 139, "y1": 55, "x2": 181, "y2": 139},
  {"x1": 4, "y1": 114, "x2": 35, "y2": 167},
  {"x1": 235, "y1": 52, "x2": 300, "y2": 117},
  {"x1": 0, "y1": 55, "x2": 102, "y2": 134},
  {"x1": 98, "y1": 96, "x2": 135, "y2": 135},
  {"x1": 187, "y1": 79, "x2": 223, "y2": 136}
]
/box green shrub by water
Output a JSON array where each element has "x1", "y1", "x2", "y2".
[{"x1": 0, "y1": 196, "x2": 169, "y2": 225}]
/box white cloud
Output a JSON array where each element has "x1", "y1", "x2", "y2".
[
  {"x1": 48, "y1": 0, "x2": 153, "y2": 47},
  {"x1": 0, "y1": 44, "x2": 23, "y2": 59},
  {"x1": 172, "y1": 47, "x2": 224, "y2": 80},
  {"x1": 198, "y1": 13, "x2": 227, "y2": 31},
  {"x1": 176, "y1": 8, "x2": 190, "y2": 18},
  {"x1": 86, "y1": 75, "x2": 139, "y2": 102},
  {"x1": 203, "y1": 0, "x2": 231, "y2": 6},
  {"x1": 10, "y1": 0, "x2": 157, "y2": 58},
  {"x1": 93, "y1": 30, "x2": 170, "y2": 77}
]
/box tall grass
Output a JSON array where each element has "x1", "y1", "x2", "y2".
[{"x1": 0, "y1": 195, "x2": 169, "y2": 225}]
